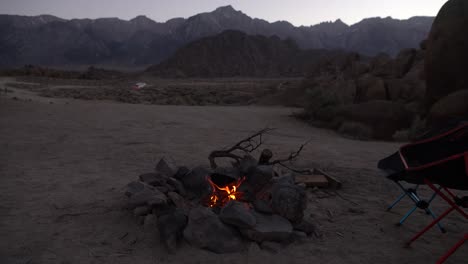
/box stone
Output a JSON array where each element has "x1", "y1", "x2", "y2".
[
  {"x1": 247, "y1": 242, "x2": 262, "y2": 254},
  {"x1": 276, "y1": 174, "x2": 295, "y2": 185},
  {"x1": 152, "y1": 204, "x2": 174, "y2": 217},
  {"x1": 125, "y1": 181, "x2": 145, "y2": 197},
  {"x1": 293, "y1": 219, "x2": 316, "y2": 236},
  {"x1": 133, "y1": 206, "x2": 150, "y2": 216},
  {"x1": 139, "y1": 172, "x2": 167, "y2": 186},
  {"x1": 393, "y1": 48, "x2": 417, "y2": 78},
  {"x1": 155, "y1": 158, "x2": 177, "y2": 177},
  {"x1": 156, "y1": 185, "x2": 170, "y2": 194},
  {"x1": 253, "y1": 199, "x2": 273, "y2": 214},
  {"x1": 167, "y1": 192, "x2": 186, "y2": 209},
  {"x1": 143, "y1": 214, "x2": 158, "y2": 229},
  {"x1": 167, "y1": 177, "x2": 187, "y2": 197},
  {"x1": 146, "y1": 192, "x2": 168, "y2": 207},
  {"x1": 241, "y1": 212, "x2": 293, "y2": 242},
  {"x1": 370, "y1": 53, "x2": 395, "y2": 78},
  {"x1": 292, "y1": 231, "x2": 308, "y2": 242},
  {"x1": 239, "y1": 155, "x2": 258, "y2": 175},
  {"x1": 220, "y1": 201, "x2": 256, "y2": 228},
  {"x1": 425, "y1": 0, "x2": 468, "y2": 105},
  {"x1": 183, "y1": 207, "x2": 244, "y2": 253},
  {"x1": 174, "y1": 166, "x2": 190, "y2": 180},
  {"x1": 271, "y1": 183, "x2": 307, "y2": 224},
  {"x1": 179, "y1": 166, "x2": 212, "y2": 198},
  {"x1": 260, "y1": 241, "x2": 282, "y2": 253},
  {"x1": 246, "y1": 165, "x2": 273, "y2": 192},
  {"x1": 128, "y1": 185, "x2": 167, "y2": 209},
  {"x1": 158, "y1": 209, "x2": 188, "y2": 253}
]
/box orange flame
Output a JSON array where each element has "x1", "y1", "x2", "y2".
[{"x1": 207, "y1": 177, "x2": 245, "y2": 208}]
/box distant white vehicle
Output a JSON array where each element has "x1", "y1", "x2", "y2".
[{"x1": 132, "y1": 82, "x2": 147, "y2": 90}]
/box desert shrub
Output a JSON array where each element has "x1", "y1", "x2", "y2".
[{"x1": 338, "y1": 121, "x2": 373, "y2": 140}]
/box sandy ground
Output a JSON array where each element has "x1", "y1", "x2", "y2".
[{"x1": 0, "y1": 79, "x2": 466, "y2": 264}]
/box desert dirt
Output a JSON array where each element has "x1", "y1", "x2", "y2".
[{"x1": 0, "y1": 77, "x2": 466, "y2": 264}]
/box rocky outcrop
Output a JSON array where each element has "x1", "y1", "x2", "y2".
[
  {"x1": 425, "y1": 0, "x2": 468, "y2": 105},
  {"x1": 296, "y1": 46, "x2": 426, "y2": 140},
  {"x1": 428, "y1": 89, "x2": 468, "y2": 126}
]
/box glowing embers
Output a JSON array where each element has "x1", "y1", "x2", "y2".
[{"x1": 207, "y1": 174, "x2": 245, "y2": 208}]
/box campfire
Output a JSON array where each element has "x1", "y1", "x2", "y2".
[
  {"x1": 207, "y1": 175, "x2": 245, "y2": 208},
  {"x1": 124, "y1": 129, "x2": 320, "y2": 253}
]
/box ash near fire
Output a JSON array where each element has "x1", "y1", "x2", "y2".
[{"x1": 124, "y1": 129, "x2": 318, "y2": 253}]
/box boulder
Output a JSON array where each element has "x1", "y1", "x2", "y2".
[
  {"x1": 143, "y1": 214, "x2": 158, "y2": 230},
  {"x1": 139, "y1": 172, "x2": 167, "y2": 186},
  {"x1": 126, "y1": 182, "x2": 168, "y2": 209},
  {"x1": 336, "y1": 100, "x2": 413, "y2": 140},
  {"x1": 155, "y1": 158, "x2": 177, "y2": 177},
  {"x1": 246, "y1": 165, "x2": 274, "y2": 192},
  {"x1": 183, "y1": 207, "x2": 244, "y2": 253},
  {"x1": 179, "y1": 166, "x2": 212, "y2": 198},
  {"x1": 393, "y1": 48, "x2": 417, "y2": 78},
  {"x1": 260, "y1": 241, "x2": 282, "y2": 253},
  {"x1": 125, "y1": 181, "x2": 145, "y2": 197},
  {"x1": 158, "y1": 209, "x2": 188, "y2": 253},
  {"x1": 425, "y1": 0, "x2": 468, "y2": 105},
  {"x1": 385, "y1": 77, "x2": 425, "y2": 103},
  {"x1": 167, "y1": 191, "x2": 187, "y2": 209},
  {"x1": 167, "y1": 177, "x2": 187, "y2": 197},
  {"x1": 370, "y1": 53, "x2": 395, "y2": 78},
  {"x1": 220, "y1": 201, "x2": 256, "y2": 228},
  {"x1": 241, "y1": 212, "x2": 293, "y2": 242},
  {"x1": 133, "y1": 206, "x2": 151, "y2": 216},
  {"x1": 271, "y1": 183, "x2": 307, "y2": 224},
  {"x1": 428, "y1": 89, "x2": 468, "y2": 126},
  {"x1": 293, "y1": 219, "x2": 317, "y2": 236}
]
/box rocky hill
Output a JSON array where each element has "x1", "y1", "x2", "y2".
[
  {"x1": 294, "y1": 0, "x2": 468, "y2": 140},
  {"x1": 0, "y1": 6, "x2": 433, "y2": 67},
  {"x1": 147, "y1": 30, "x2": 353, "y2": 78}
]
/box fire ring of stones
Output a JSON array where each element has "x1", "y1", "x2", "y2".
[{"x1": 124, "y1": 129, "x2": 316, "y2": 253}]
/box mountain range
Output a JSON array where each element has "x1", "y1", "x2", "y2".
[{"x1": 0, "y1": 5, "x2": 434, "y2": 68}]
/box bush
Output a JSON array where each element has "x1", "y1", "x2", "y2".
[{"x1": 338, "y1": 121, "x2": 373, "y2": 140}]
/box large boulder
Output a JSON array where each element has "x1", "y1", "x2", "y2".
[
  {"x1": 370, "y1": 53, "x2": 395, "y2": 78},
  {"x1": 183, "y1": 207, "x2": 244, "y2": 253},
  {"x1": 394, "y1": 48, "x2": 417, "y2": 78},
  {"x1": 336, "y1": 100, "x2": 413, "y2": 139},
  {"x1": 428, "y1": 89, "x2": 468, "y2": 126},
  {"x1": 425, "y1": 0, "x2": 468, "y2": 105}
]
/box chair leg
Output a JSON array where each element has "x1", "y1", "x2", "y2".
[
  {"x1": 388, "y1": 192, "x2": 407, "y2": 211},
  {"x1": 398, "y1": 206, "x2": 418, "y2": 226},
  {"x1": 425, "y1": 207, "x2": 447, "y2": 233},
  {"x1": 436, "y1": 234, "x2": 467, "y2": 264},
  {"x1": 406, "y1": 207, "x2": 455, "y2": 246}
]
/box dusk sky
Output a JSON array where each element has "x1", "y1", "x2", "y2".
[{"x1": 0, "y1": 0, "x2": 447, "y2": 26}]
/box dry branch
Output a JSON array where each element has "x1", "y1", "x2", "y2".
[{"x1": 208, "y1": 128, "x2": 274, "y2": 169}]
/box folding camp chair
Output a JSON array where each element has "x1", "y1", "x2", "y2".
[
  {"x1": 404, "y1": 152, "x2": 468, "y2": 263},
  {"x1": 379, "y1": 122, "x2": 468, "y2": 263},
  {"x1": 379, "y1": 152, "x2": 445, "y2": 232}
]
